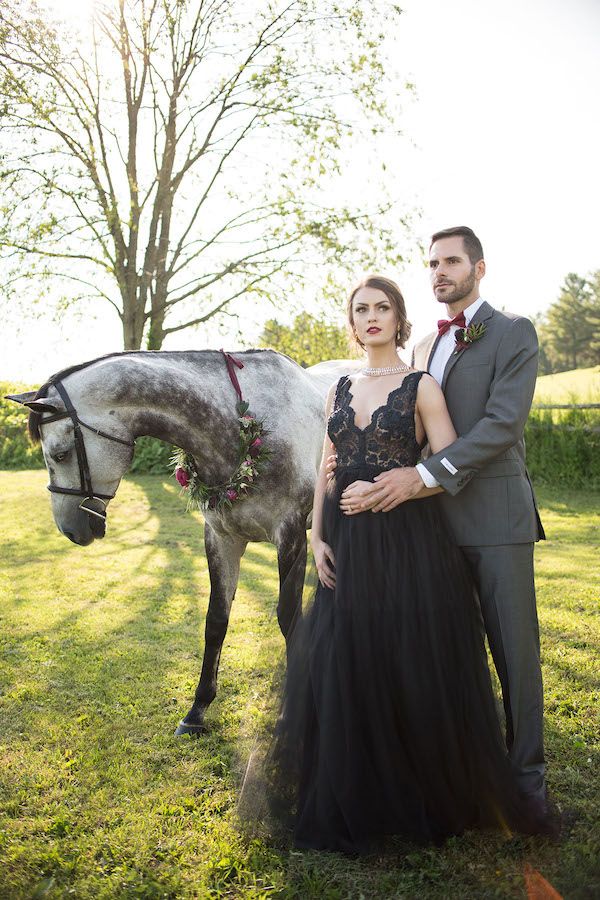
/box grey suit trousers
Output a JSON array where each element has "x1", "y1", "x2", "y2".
[{"x1": 461, "y1": 542, "x2": 545, "y2": 797}]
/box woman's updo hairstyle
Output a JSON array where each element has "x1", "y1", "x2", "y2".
[{"x1": 347, "y1": 275, "x2": 412, "y2": 349}]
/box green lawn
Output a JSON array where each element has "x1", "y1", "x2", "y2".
[
  {"x1": 535, "y1": 366, "x2": 600, "y2": 404},
  {"x1": 0, "y1": 472, "x2": 598, "y2": 899}
]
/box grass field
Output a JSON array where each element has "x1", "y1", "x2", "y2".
[
  {"x1": 534, "y1": 367, "x2": 600, "y2": 404},
  {"x1": 0, "y1": 472, "x2": 598, "y2": 899}
]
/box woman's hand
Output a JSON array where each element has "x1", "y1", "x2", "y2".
[
  {"x1": 339, "y1": 480, "x2": 377, "y2": 515},
  {"x1": 311, "y1": 538, "x2": 336, "y2": 589},
  {"x1": 325, "y1": 452, "x2": 338, "y2": 481}
]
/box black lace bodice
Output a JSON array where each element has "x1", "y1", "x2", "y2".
[{"x1": 327, "y1": 371, "x2": 425, "y2": 471}]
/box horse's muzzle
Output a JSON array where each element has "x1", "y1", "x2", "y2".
[{"x1": 79, "y1": 498, "x2": 107, "y2": 539}]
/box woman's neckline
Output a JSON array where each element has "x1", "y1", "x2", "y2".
[{"x1": 344, "y1": 371, "x2": 419, "y2": 433}]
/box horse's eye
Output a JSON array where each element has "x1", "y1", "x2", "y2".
[{"x1": 53, "y1": 451, "x2": 69, "y2": 463}]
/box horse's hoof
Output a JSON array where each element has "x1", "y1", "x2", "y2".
[{"x1": 174, "y1": 720, "x2": 208, "y2": 737}]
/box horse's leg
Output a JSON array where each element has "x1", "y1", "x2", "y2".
[
  {"x1": 175, "y1": 524, "x2": 247, "y2": 736},
  {"x1": 276, "y1": 515, "x2": 308, "y2": 643}
]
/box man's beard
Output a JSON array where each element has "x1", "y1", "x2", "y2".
[{"x1": 435, "y1": 266, "x2": 477, "y2": 305}]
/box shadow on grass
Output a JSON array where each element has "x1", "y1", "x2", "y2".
[{"x1": 2, "y1": 474, "x2": 598, "y2": 898}]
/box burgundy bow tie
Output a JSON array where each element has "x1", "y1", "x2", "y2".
[{"x1": 437, "y1": 312, "x2": 466, "y2": 336}]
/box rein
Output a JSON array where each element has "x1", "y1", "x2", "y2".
[{"x1": 38, "y1": 380, "x2": 135, "y2": 521}]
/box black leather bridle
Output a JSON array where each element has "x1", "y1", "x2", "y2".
[{"x1": 38, "y1": 380, "x2": 135, "y2": 521}]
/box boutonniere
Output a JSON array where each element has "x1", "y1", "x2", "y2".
[{"x1": 454, "y1": 322, "x2": 486, "y2": 354}]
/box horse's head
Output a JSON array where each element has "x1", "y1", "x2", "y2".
[{"x1": 7, "y1": 382, "x2": 135, "y2": 546}]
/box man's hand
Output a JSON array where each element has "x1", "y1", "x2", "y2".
[
  {"x1": 311, "y1": 538, "x2": 336, "y2": 589},
  {"x1": 371, "y1": 467, "x2": 424, "y2": 511},
  {"x1": 340, "y1": 467, "x2": 424, "y2": 514}
]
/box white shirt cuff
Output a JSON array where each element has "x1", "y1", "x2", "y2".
[{"x1": 416, "y1": 463, "x2": 439, "y2": 489}]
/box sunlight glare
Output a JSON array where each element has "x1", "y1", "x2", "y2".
[{"x1": 42, "y1": 0, "x2": 96, "y2": 23}]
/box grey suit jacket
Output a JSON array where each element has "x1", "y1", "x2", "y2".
[{"x1": 412, "y1": 301, "x2": 544, "y2": 547}]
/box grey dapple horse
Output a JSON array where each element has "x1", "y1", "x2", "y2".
[{"x1": 7, "y1": 349, "x2": 343, "y2": 734}]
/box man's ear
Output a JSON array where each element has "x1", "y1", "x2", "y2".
[
  {"x1": 4, "y1": 392, "x2": 61, "y2": 414},
  {"x1": 476, "y1": 259, "x2": 486, "y2": 280}
]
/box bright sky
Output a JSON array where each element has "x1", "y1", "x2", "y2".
[{"x1": 2, "y1": 0, "x2": 599, "y2": 384}]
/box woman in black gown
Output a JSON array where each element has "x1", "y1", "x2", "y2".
[{"x1": 273, "y1": 275, "x2": 541, "y2": 854}]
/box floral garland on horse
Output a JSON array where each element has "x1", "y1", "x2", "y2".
[{"x1": 172, "y1": 351, "x2": 270, "y2": 512}]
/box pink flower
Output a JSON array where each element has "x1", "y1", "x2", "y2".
[
  {"x1": 226, "y1": 488, "x2": 238, "y2": 502},
  {"x1": 249, "y1": 437, "x2": 262, "y2": 457},
  {"x1": 175, "y1": 466, "x2": 190, "y2": 488}
]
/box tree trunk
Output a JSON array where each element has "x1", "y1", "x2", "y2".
[
  {"x1": 122, "y1": 293, "x2": 146, "y2": 350},
  {"x1": 146, "y1": 316, "x2": 165, "y2": 351}
]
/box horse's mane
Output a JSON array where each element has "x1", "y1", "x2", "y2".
[{"x1": 27, "y1": 347, "x2": 276, "y2": 443}]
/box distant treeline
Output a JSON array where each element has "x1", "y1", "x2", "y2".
[{"x1": 535, "y1": 271, "x2": 600, "y2": 375}]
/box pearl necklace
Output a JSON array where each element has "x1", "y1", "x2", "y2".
[{"x1": 362, "y1": 362, "x2": 411, "y2": 376}]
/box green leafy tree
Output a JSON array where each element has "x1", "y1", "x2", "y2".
[
  {"x1": 585, "y1": 269, "x2": 600, "y2": 363},
  {"x1": 0, "y1": 0, "x2": 412, "y2": 350},
  {"x1": 532, "y1": 312, "x2": 555, "y2": 376},
  {"x1": 537, "y1": 273, "x2": 595, "y2": 373},
  {"x1": 259, "y1": 311, "x2": 356, "y2": 367}
]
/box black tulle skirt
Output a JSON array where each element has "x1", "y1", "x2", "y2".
[{"x1": 271, "y1": 466, "x2": 534, "y2": 854}]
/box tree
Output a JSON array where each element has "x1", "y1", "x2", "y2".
[
  {"x1": 542, "y1": 274, "x2": 594, "y2": 372},
  {"x1": 259, "y1": 311, "x2": 357, "y2": 367},
  {"x1": 0, "y1": 0, "x2": 411, "y2": 350},
  {"x1": 585, "y1": 269, "x2": 600, "y2": 363}
]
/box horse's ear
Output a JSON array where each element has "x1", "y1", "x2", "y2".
[
  {"x1": 4, "y1": 391, "x2": 38, "y2": 405},
  {"x1": 4, "y1": 392, "x2": 61, "y2": 414}
]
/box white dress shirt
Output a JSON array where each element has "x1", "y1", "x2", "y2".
[{"x1": 416, "y1": 297, "x2": 485, "y2": 489}]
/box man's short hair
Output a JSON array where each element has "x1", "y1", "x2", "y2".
[{"x1": 430, "y1": 226, "x2": 484, "y2": 265}]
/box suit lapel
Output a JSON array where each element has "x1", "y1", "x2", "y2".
[
  {"x1": 426, "y1": 333, "x2": 441, "y2": 371},
  {"x1": 441, "y1": 301, "x2": 495, "y2": 391}
]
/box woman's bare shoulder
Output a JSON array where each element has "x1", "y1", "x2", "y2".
[{"x1": 416, "y1": 372, "x2": 446, "y2": 407}]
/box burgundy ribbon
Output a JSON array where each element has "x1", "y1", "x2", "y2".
[{"x1": 220, "y1": 349, "x2": 244, "y2": 404}]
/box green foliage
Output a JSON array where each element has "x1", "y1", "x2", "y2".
[
  {"x1": 259, "y1": 312, "x2": 357, "y2": 368},
  {"x1": 529, "y1": 366, "x2": 600, "y2": 487},
  {"x1": 526, "y1": 409, "x2": 600, "y2": 489},
  {"x1": 0, "y1": 382, "x2": 44, "y2": 469},
  {"x1": 537, "y1": 271, "x2": 600, "y2": 374},
  {"x1": 0, "y1": 473, "x2": 597, "y2": 897},
  {"x1": 129, "y1": 436, "x2": 172, "y2": 474}
]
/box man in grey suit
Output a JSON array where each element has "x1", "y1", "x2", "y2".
[{"x1": 340, "y1": 226, "x2": 548, "y2": 817}]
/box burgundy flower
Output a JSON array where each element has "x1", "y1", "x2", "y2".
[
  {"x1": 175, "y1": 466, "x2": 190, "y2": 488},
  {"x1": 226, "y1": 488, "x2": 239, "y2": 502},
  {"x1": 453, "y1": 322, "x2": 486, "y2": 354},
  {"x1": 208, "y1": 495, "x2": 218, "y2": 509},
  {"x1": 249, "y1": 437, "x2": 262, "y2": 457}
]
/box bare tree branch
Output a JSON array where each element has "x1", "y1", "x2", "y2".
[{"x1": 0, "y1": 0, "x2": 410, "y2": 350}]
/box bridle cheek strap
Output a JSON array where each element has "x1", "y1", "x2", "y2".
[{"x1": 39, "y1": 380, "x2": 135, "y2": 521}]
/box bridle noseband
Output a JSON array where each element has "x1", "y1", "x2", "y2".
[{"x1": 38, "y1": 380, "x2": 135, "y2": 521}]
